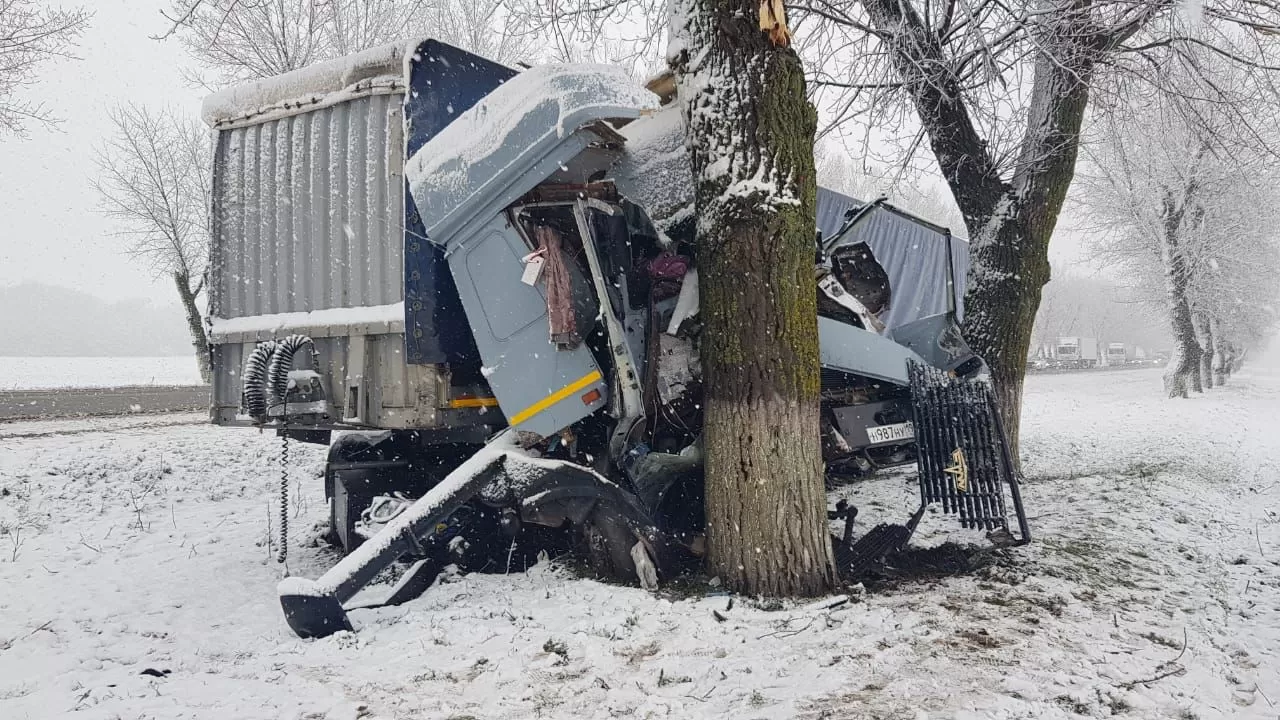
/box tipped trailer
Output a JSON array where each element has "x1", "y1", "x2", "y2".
[{"x1": 202, "y1": 39, "x2": 1029, "y2": 638}]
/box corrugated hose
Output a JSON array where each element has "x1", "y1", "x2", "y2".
[{"x1": 264, "y1": 334, "x2": 316, "y2": 566}]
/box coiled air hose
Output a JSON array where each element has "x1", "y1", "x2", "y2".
[
  {"x1": 267, "y1": 334, "x2": 317, "y2": 410},
  {"x1": 266, "y1": 335, "x2": 316, "y2": 566},
  {"x1": 241, "y1": 340, "x2": 278, "y2": 423}
]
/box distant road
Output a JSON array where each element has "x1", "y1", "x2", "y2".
[
  {"x1": 0, "y1": 385, "x2": 210, "y2": 421},
  {"x1": 1026, "y1": 362, "x2": 1165, "y2": 376}
]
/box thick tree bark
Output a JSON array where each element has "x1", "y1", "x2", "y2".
[
  {"x1": 175, "y1": 271, "x2": 212, "y2": 384},
  {"x1": 1186, "y1": 324, "x2": 1204, "y2": 393},
  {"x1": 1158, "y1": 196, "x2": 1200, "y2": 398},
  {"x1": 672, "y1": 0, "x2": 836, "y2": 596},
  {"x1": 960, "y1": 214, "x2": 1050, "y2": 458}
]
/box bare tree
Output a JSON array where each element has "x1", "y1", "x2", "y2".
[
  {"x1": 816, "y1": 141, "x2": 964, "y2": 228},
  {"x1": 670, "y1": 0, "x2": 836, "y2": 595},
  {"x1": 94, "y1": 104, "x2": 213, "y2": 383},
  {"x1": 1029, "y1": 271, "x2": 1170, "y2": 357},
  {"x1": 161, "y1": 0, "x2": 325, "y2": 85},
  {"x1": 506, "y1": 0, "x2": 667, "y2": 76},
  {"x1": 414, "y1": 0, "x2": 539, "y2": 67},
  {"x1": 0, "y1": 0, "x2": 89, "y2": 135},
  {"x1": 161, "y1": 0, "x2": 537, "y2": 86},
  {"x1": 322, "y1": 0, "x2": 430, "y2": 56},
  {"x1": 1076, "y1": 55, "x2": 1280, "y2": 397}
]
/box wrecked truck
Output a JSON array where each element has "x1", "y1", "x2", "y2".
[{"x1": 201, "y1": 38, "x2": 1029, "y2": 638}]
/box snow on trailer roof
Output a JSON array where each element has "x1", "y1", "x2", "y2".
[
  {"x1": 406, "y1": 63, "x2": 657, "y2": 244},
  {"x1": 201, "y1": 40, "x2": 412, "y2": 127}
]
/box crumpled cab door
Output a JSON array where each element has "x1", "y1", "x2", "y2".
[
  {"x1": 401, "y1": 65, "x2": 654, "y2": 438},
  {"x1": 447, "y1": 213, "x2": 608, "y2": 437}
]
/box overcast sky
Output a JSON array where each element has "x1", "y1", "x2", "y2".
[{"x1": 0, "y1": 0, "x2": 203, "y2": 306}]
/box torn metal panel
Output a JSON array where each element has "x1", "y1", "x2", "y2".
[
  {"x1": 818, "y1": 316, "x2": 924, "y2": 386},
  {"x1": 443, "y1": 213, "x2": 608, "y2": 437},
  {"x1": 817, "y1": 189, "x2": 972, "y2": 327},
  {"x1": 887, "y1": 313, "x2": 984, "y2": 377}
]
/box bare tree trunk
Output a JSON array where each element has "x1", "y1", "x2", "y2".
[
  {"x1": 672, "y1": 0, "x2": 836, "y2": 596},
  {"x1": 1193, "y1": 313, "x2": 1214, "y2": 389},
  {"x1": 960, "y1": 215, "x2": 1050, "y2": 462},
  {"x1": 1177, "y1": 304, "x2": 1198, "y2": 392},
  {"x1": 175, "y1": 271, "x2": 212, "y2": 384},
  {"x1": 1228, "y1": 343, "x2": 1239, "y2": 375},
  {"x1": 1160, "y1": 219, "x2": 1198, "y2": 397},
  {"x1": 1211, "y1": 317, "x2": 1229, "y2": 384},
  {"x1": 1165, "y1": 306, "x2": 1198, "y2": 398}
]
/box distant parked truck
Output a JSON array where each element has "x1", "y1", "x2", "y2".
[
  {"x1": 1105, "y1": 343, "x2": 1149, "y2": 366},
  {"x1": 1105, "y1": 342, "x2": 1128, "y2": 365},
  {"x1": 1056, "y1": 337, "x2": 1099, "y2": 368}
]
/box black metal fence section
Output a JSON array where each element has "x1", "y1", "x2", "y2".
[{"x1": 908, "y1": 361, "x2": 1018, "y2": 533}]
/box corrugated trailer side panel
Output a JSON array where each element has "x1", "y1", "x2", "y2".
[
  {"x1": 208, "y1": 87, "x2": 444, "y2": 428},
  {"x1": 211, "y1": 91, "x2": 403, "y2": 320}
]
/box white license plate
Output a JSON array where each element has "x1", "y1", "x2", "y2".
[{"x1": 866, "y1": 422, "x2": 915, "y2": 444}]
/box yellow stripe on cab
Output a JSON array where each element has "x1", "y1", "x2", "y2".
[
  {"x1": 508, "y1": 370, "x2": 604, "y2": 426},
  {"x1": 448, "y1": 397, "x2": 500, "y2": 409}
]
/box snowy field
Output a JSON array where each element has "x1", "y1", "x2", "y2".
[
  {"x1": 1, "y1": 365, "x2": 1278, "y2": 719},
  {"x1": 0, "y1": 356, "x2": 204, "y2": 390}
]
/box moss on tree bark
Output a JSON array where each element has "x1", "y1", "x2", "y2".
[{"x1": 672, "y1": 0, "x2": 836, "y2": 596}]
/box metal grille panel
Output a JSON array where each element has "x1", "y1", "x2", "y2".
[{"x1": 909, "y1": 361, "x2": 1012, "y2": 532}]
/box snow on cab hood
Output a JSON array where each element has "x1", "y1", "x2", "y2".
[{"x1": 405, "y1": 63, "x2": 657, "y2": 243}]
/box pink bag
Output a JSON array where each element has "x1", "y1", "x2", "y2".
[{"x1": 647, "y1": 251, "x2": 689, "y2": 280}]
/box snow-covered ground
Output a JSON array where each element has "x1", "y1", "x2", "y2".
[
  {"x1": 0, "y1": 356, "x2": 204, "y2": 390},
  {"x1": 1, "y1": 365, "x2": 1277, "y2": 719}
]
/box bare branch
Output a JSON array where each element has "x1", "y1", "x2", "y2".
[
  {"x1": 0, "y1": 0, "x2": 91, "y2": 135},
  {"x1": 159, "y1": 0, "x2": 540, "y2": 86},
  {"x1": 93, "y1": 103, "x2": 211, "y2": 282}
]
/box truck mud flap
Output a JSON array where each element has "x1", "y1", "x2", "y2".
[
  {"x1": 907, "y1": 361, "x2": 1030, "y2": 543},
  {"x1": 278, "y1": 444, "x2": 678, "y2": 638}
]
